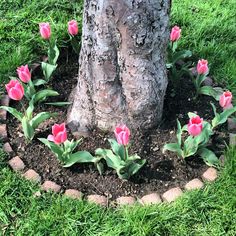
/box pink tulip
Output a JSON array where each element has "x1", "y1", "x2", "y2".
[
  {"x1": 68, "y1": 20, "x2": 79, "y2": 36},
  {"x1": 48, "y1": 123, "x2": 67, "y2": 144},
  {"x1": 197, "y1": 59, "x2": 209, "y2": 75},
  {"x1": 5, "y1": 80, "x2": 24, "y2": 101},
  {"x1": 17, "y1": 65, "x2": 31, "y2": 83},
  {"x1": 114, "y1": 125, "x2": 130, "y2": 146},
  {"x1": 187, "y1": 115, "x2": 203, "y2": 137},
  {"x1": 170, "y1": 26, "x2": 181, "y2": 42},
  {"x1": 219, "y1": 91, "x2": 233, "y2": 109},
  {"x1": 39, "y1": 22, "x2": 51, "y2": 40}
]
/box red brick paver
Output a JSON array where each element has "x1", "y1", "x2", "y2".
[
  {"x1": 0, "y1": 124, "x2": 7, "y2": 141},
  {"x1": 41, "y1": 181, "x2": 61, "y2": 193},
  {"x1": 184, "y1": 178, "x2": 204, "y2": 190},
  {"x1": 162, "y1": 187, "x2": 183, "y2": 203},
  {"x1": 87, "y1": 195, "x2": 107, "y2": 206},
  {"x1": 8, "y1": 156, "x2": 25, "y2": 171},
  {"x1": 3, "y1": 142, "x2": 13, "y2": 153},
  {"x1": 64, "y1": 189, "x2": 83, "y2": 199},
  {"x1": 116, "y1": 196, "x2": 136, "y2": 206},
  {"x1": 23, "y1": 169, "x2": 41, "y2": 183},
  {"x1": 140, "y1": 193, "x2": 162, "y2": 205},
  {"x1": 202, "y1": 167, "x2": 217, "y2": 182}
]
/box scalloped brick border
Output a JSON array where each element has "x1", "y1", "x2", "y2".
[{"x1": 1, "y1": 94, "x2": 232, "y2": 207}]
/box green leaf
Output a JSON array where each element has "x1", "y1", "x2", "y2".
[
  {"x1": 183, "y1": 136, "x2": 198, "y2": 157},
  {"x1": 26, "y1": 99, "x2": 34, "y2": 119},
  {"x1": 182, "y1": 124, "x2": 188, "y2": 132},
  {"x1": 96, "y1": 162, "x2": 104, "y2": 175},
  {"x1": 95, "y1": 148, "x2": 122, "y2": 169},
  {"x1": 172, "y1": 50, "x2": 192, "y2": 64},
  {"x1": 41, "y1": 62, "x2": 57, "y2": 82},
  {"x1": 48, "y1": 40, "x2": 60, "y2": 65},
  {"x1": 172, "y1": 41, "x2": 178, "y2": 52},
  {"x1": 22, "y1": 117, "x2": 34, "y2": 141},
  {"x1": 176, "y1": 119, "x2": 182, "y2": 146},
  {"x1": 63, "y1": 151, "x2": 96, "y2": 167},
  {"x1": 38, "y1": 138, "x2": 63, "y2": 159},
  {"x1": 197, "y1": 148, "x2": 219, "y2": 167},
  {"x1": 34, "y1": 89, "x2": 59, "y2": 103},
  {"x1": 210, "y1": 102, "x2": 218, "y2": 117},
  {"x1": 187, "y1": 112, "x2": 198, "y2": 119},
  {"x1": 127, "y1": 154, "x2": 141, "y2": 161},
  {"x1": 117, "y1": 159, "x2": 146, "y2": 179},
  {"x1": 199, "y1": 86, "x2": 224, "y2": 100},
  {"x1": 30, "y1": 112, "x2": 56, "y2": 129},
  {"x1": 197, "y1": 74, "x2": 207, "y2": 88},
  {"x1": 71, "y1": 36, "x2": 81, "y2": 55},
  {"x1": 0, "y1": 106, "x2": 23, "y2": 121},
  {"x1": 69, "y1": 139, "x2": 82, "y2": 152},
  {"x1": 45, "y1": 102, "x2": 71, "y2": 106},
  {"x1": 166, "y1": 63, "x2": 173, "y2": 69},
  {"x1": 33, "y1": 79, "x2": 47, "y2": 86},
  {"x1": 212, "y1": 106, "x2": 236, "y2": 128},
  {"x1": 108, "y1": 139, "x2": 125, "y2": 160},
  {"x1": 193, "y1": 123, "x2": 212, "y2": 149},
  {"x1": 163, "y1": 143, "x2": 183, "y2": 157}
]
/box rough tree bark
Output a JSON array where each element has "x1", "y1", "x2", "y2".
[{"x1": 67, "y1": 0, "x2": 171, "y2": 135}]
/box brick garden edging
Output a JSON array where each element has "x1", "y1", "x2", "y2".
[{"x1": 1, "y1": 95, "x2": 233, "y2": 207}]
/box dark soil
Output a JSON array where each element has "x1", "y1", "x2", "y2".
[{"x1": 6, "y1": 48, "x2": 227, "y2": 199}]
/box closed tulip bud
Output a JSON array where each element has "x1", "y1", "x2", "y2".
[
  {"x1": 197, "y1": 59, "x2": 209, "y2": 75},
  {"x1": 47, "y1": 123, "x2": 67, "y2": 144},
  {"x1": 68, "y1": 20, "x2": 79, "y2": 36},
  {"x1": 170, "y1": 26, "x2": 181, "y2": 42},
  {"x1": 17, "y1": 65, "x2": 31, "y2": 83},
  {"x1": 5, "y1": 80, "x2": 24, "y2": 101},
  {"x1": 187, "y1": 115, "x2": 203, "y2": 136},
  {"x1": 219, "y1": 91, "x2": 233, "y2": 109},
  {"x1": 39, "y1": 22, "x2": 51, "y2": 40},
  {"x1": 114, "y1": 125, "x2": 130, "y2": 146}
]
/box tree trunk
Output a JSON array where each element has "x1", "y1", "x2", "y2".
[{"x1": 67, "y1": 0, "x2": 171, "y2": 135}]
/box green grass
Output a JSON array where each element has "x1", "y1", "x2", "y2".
[
  {"x1": 1, "y1": 0, "x2": 236, "y2": 235},
  {"x1": 171, "y1": 0, "x2": 236, "y2": 94},
  {"x1": 0, "y1": 0, "x2": 83, "y2": 90},
  {"x1": 0, "y1": 148, "x2": 235, "y2": 235}
]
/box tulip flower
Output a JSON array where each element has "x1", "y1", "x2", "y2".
[
  {"x1": 5, "y1": 80, "x2": 24, "y2": 101},
  {"x1": 170, "y1": 26, "x2": 181, "y2": 42},
  {"x1": 48, "y1": 123, "x2": 67, "y2": 144},
  {"x1": 39, "y1": 22, "x2": 51, "y2": 40},
  {"x1": 114, "y1": 125, "x2": 130, "y2": 146},
  {"x1": 197, "y1": 59, "x2": 208, "y2": 75},
  {"x1": 219, "y1": 91, "x2": 233, "y2": 109},
  {"x1": 187, "y1": 115, "x2": 203, "y2": 136},
  {"x1": 68, "y1": 20, "x2": 79, "y2": 36},
  {"x1": 17, "y1": 65, "x2": 31, "y2": 83}
]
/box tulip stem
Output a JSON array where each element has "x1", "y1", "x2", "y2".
[
  {"x1": 124, "y1": 146, "x2": 128, "y2": 161},
  {"x1": 20, "y1": 101, "x2": 26, "y2": 114}
]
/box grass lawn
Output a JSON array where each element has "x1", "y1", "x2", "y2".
[
  {"x1": 0, "y1": 0, "x2": 236, "y2": 235},
  {"x1": 0, "y1": 148, "x2": 235, "y2": 235}
]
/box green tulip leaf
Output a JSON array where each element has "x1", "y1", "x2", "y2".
[
  {"x1": 38, "y1": 138, "x2": 64, "y2": 159},
  {"x1": 163, "y1": 143, "x2": 183, "y2": 157},
  {"x1": 34, "y1": 89, "x2": 59, "y2": 103},
  {"x1": 41, "y1": 62, "x2": 57, "y2": 82},
  {"x1": 198, "y1": 148, "x2": 219, "y2": 167},
  {"x1": 22, "y1": 117, "x2": 34, "y2": 141},
  {"x1": 30, "y1": 112, "x2": 56, "y2": 129},
  {"x1": 0, "y1": 106, "x2": 23, "y2": 121},
  {"x1": 33, "y1": 79, "x2": 47, "y2": 86},
  {"x1": 63, "y1": 151, "x2": 96, "y2": 167}
]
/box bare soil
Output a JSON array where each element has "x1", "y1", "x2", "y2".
[{"x1": 6, "y1": 48, "x2": 227, "y2": 199}]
